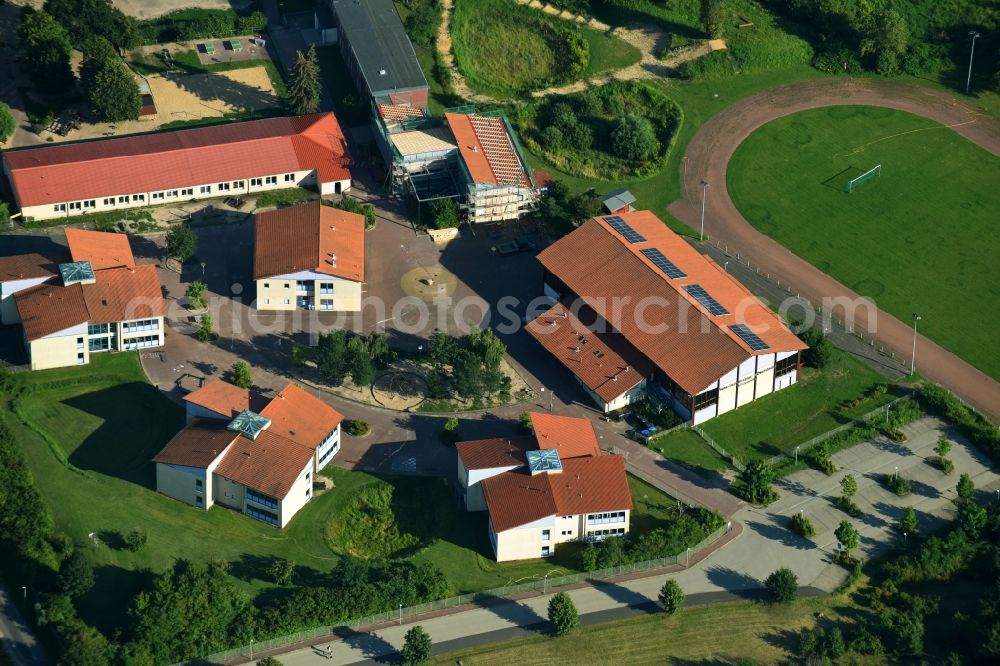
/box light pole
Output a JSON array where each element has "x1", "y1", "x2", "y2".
[
  {"x1": 699, "y1": 180, "x2": 709, "y2": 241},
  {"x1": 249, "y1": 638, "x2": 254, "y2": 661},
  {"x1": 794, "y1": 445, "x2": 799, "y2": 464},
  {"x1": 903, "y1": 531, "x2": 907, "y2": 548},
  {"x1": 724, "y1": 261, "x2": 729, "y2": 272},
  {"x1": 894, "y1": 465, "x2": 898, "y2": 482},
  {"x1": 398, "y1": 603, "x2": 403, "y2": 626},
  {"x1": 686, "y1": 547, "x2": 691, "y2": 566},
  {"x1": 21, "y1": 586, "x2": 26, "y2": 601},
  {"x1": 910, "y1": 313, "x2": 921, "y2": 374},
  {"x1": 543, "y1": 574, "x2": 548, "y2": 594},
  {"x1": 540, "y1": 386, "x2": 553, "y2": 411},
  {"x1": 966, "y1": 31, "x2": 980, "y2": 94}
]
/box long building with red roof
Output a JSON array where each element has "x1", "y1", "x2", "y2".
[
  {"x1": 532, "y1": 209, "x2": 807, "y2": 423},
  {"x1": 456, "y1": 412, "x2": 632, "y2": 562},
  {"x1": 1, "y1": 113, "x2": 352, "y2": 222}
]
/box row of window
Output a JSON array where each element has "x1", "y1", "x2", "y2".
[
  {"x1": 50, "y1": 174, "x2": 300, "y2": 213},
  {"x1": 89, "y1": 337, "x2": 114, "y2": 352},
  {"x1": 246, "y1": 505, "x2": 279, "y2": 527},
  {"x1": 586, "y1": 511, "x2": 626, "y2": 524},
  {"x1": 587, "y1": 528, "x2": 625, "y2": 539},
  {"x1": 262, "y1": 298, "x2": 291, "y2": 305},
  {"x1": 122, "y1": 319, "x2": 159, "y2": 334},
  {"x1": 123, "y1": 335, "x2": 159, "y2": 350},
  {"x1": 88, "y1": 323, "x2": 111, "y2": 335},
  {"x1": 246, "y1": 489, "x2": 279, "y2": 510},
  {"x1": 696, "y1": 356, "x2": 799, "y2": 411}
]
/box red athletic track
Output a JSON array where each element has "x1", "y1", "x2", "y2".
[{"x1": 668, "y1": 78, "x2": 1000, "y2": 420}]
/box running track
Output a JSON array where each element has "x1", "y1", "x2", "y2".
[{"x1": 668, "y1": 78, "x2": 1000, "y2": 420}]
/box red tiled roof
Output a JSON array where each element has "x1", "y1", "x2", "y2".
[
  {"x1": 377, "y1": 103, "x2": 426, "y2": 122},
  {"x1": 526, "y1": 302, "x2": 653, "y2": 404},
  {"x1": 4, "y1": 114, "x2": 351, "y2": 207},
  {"x1": 456, "y1": 436, "x2": 534, "y2": 471},
  {"x1": 529, "y1": 412, "x2": 601, "y2": 459},
  {"x1": 536, "y1": 211, "x2": 806, "y2": 394},
  {"x1": 152, "y1": 418, "x2": 236, "y2": 469},
  {"x1": 183, "y1": 379, "x2": 251, "y2": 419},
  {"x1": 14, "y1": 264, "x2": 165, "y2": 341},
  {"x1": 65, "y1": 228, "x2": 135, "y2": 270},
  {"x1": 0, "y1": 252, "x2": 65, "y2": 282},
  {"x1": 253, "y1": 202, "x2": 365, "y2": 282},
  {"x1": 214, "y1": 429, "x2": 315, "y2": 500},
  {"x1": 260, "y1": 383, "x2": 344, "y2": 449},
  {"x1": 481, "y1": 455, "x2": 632, "y2": 532},
  {"x1": 445, "y1": 113, "x2": 530, "y2": 188}
]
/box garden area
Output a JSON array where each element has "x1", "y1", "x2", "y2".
[{"x1": 513, "y1": 80, "x2": 681, "y2": 180}]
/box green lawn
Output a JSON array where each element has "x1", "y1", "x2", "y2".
[
  {"x1": 728, "y1": 106, "x2": 1000, "y2": 381},
  {"x1": 580, "y1": 28, "x2": 642, "y2": 79},
  {"x1": 437, "y1": 595, "x2": 854, "y2": 665},
  {"x1": 652, "y1": 428, "x2": 729, "y2": 478}
]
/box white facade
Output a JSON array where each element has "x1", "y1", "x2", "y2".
[
  {"x1": 314, "y1": 426, "x2": 341, "y2": 471},
  {"x1": 490, "y1": 509, "x2": 632, "y2": 562},
  {"x1": 457, "y1": 459, "x2": 522, "y2": 512},
  {"x1": 256, "y1": 269, "x2": 362, "y2": 313},
  {"x1": 690, "y1": 351, "x2": 799, "y2": 425},
  {"x1": 25, "y1": 316, "x2": 164, "y2": 371},
  {"x1": 1, "y1": 276, "x2": 50, "y2": 325}
]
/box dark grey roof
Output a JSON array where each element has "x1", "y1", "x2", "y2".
[
  {"x1": 329, "y1": 0, "x2": 429, "y2": 97},
  {"x1": 602, "y1": 188, "x2": 636, "y2": 211}
]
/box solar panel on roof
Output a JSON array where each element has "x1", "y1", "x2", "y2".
[
  {"x1": 58, "y1": 261, "x2": 95, "y2": 286},
  {"x1": 640, "y1": 248, "x2": 687, "y2": 279},
  {"x1": 730, "y1": 324, "x2": 770, "y2": 351},
  {"x1": 526, "y1": 448, "x2": 563, "y2": 475},
  {"x1": 683, "y1": 284, "x2": 729, "y2": 316},
  {"x1": 228, "y1": 410, "x2": 271, "y2": 440},
  {"x1": 602, "y1": 215, "x2": 646, "y2": 244}
]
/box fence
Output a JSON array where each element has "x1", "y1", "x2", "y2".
[
  {"x1": 178, "y1": 525, "x2": 730, "y2": 665},
  {"x1": 691, "y1": 426, "x2": 745, "y2": 472},
  {"x1": 764, "y1": 392, "x2": 916, "y2": 467}
]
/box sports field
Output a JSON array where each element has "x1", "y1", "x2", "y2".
[{"x1": 728, "y1": 105, "x2": 1000, "y2": 381}]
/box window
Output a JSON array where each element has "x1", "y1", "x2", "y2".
[
  {"x1": 542, "y1": 529, "x2": 550, "y2": 542},
  {"x1": 284, "y1": 173, "x2": 295, "y2": 182},
  {"x1": 306, "y1": 487, "x2": 310, "y2": 497},
  {"x1": 774, "y1": 354, "x2": 797, "y2": 377},
  {"x1": 263, "y1": 283, "x2": 270, "y2": 289},
  {"x1": 246, "y1": 490, "x2": 278, "y2": 510},
  {"x1": 200, "y1": 185, "x2": 211, "y2": 194},
  {"x1": 53, "y1": 204, "x2": 66, "y2": 213},
  {"x1": 319, "y1": 282, "x2": 334, "y2": 294},
  {"x1": 319, "y1": 300, "x2": 333, "y2": 311},
  {"x1": 264, "y1": 298, "x2": 270, "y2": 305},
  {"x1": 586, "y1": 528, "x2": 625, "y2": 540},
  {"x1": 694, "y1": 387, "x2": 719, "y2": 411},
  {"x1": 196, "y1": 495, "x2": 204, "y2": 508},
  {"x1": 541, "y1": 546, "x2": 551, "y2": 557},
  {"x1": 118, "y1": 196, "x2": 128, "y2": 204},
  {"x1": 250, "y1": 178, "x2": 262, "y2": 187},
  {"x1": 165, "y1": 190, "x2": 178, "y2": 198},
  {"x1": 133, "y1": 194, "x2": 145, "y2": 202},
  {"x1": 195, "y1": 479, "x2": 203, "y2": 490},
  {"x1": 181, "y1": 188, "x2": 193, "y2": 196},
  {"x1": 218, "y1": 182, "x2": 231, "y2": 191},
  {"x1": 284, "y1": 283, "x2": 290, "y2": 289},
  {"x1": 88, "y1": 337, "x2": 110, "y2": 352},
  {"x1": 296, "y1": 280, "x2": 312, "y2": 292},
  {"x1": 283, "y1": 299, "x2": 290, "y2": 305},
  {"x1": 88, "y1": 323, "x2": 109, "y2": 335},
  {"x1": 265, "y1": 175, "x2": 277, "y2": 185},
  {"x1": 69, "y1": 202, "x2": 82, "y2": 211},
  {"x1": 152, "y1": 192, "x2": 165, "y2": 200},
  {"x1": 76, "y1": 353, "x2": 84, "y2": 365},
  {"x1": 246, "y1": 505, "x2": 279, "y2": 526},
  {"x1": 83, "y1": 200, "x2": 95, "y2": 209},
  {"x1": 233, "y1": 181, "x2": 245, "y2": 188},
  {"x1": 103, "y1": 198, "x2": 115, "y2": 206},
  {"x1": 76, "y1": 337, "x2": 84, "y2": 350},
  {"x1": 122, "y1": 334, "x2": 159, "y2": 350},
  {"x1": 586, "y1": 511, "x2": 626, "y2": 525},
  {"x1": 122, "y1": 319, "x2": 158, "y2": 334},
  {"x1": 306, "y1": 472, "x2": 311, "y2": 482}
]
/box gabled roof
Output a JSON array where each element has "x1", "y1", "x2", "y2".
[
  {"x1": 536, "y1": 211, "x2": 806, "y2": 394},
  {"x1": 14, "y1": 264, "x2": 165, "y2": 341},
  {"x1": 253, "y1": 202, "x2": 365, "y2": 282},
  {"x1": 259, "y1": 383, "x2": 344, "y2": 449},
  {"x1": 529, "y1": 412, "x2": 601, "y2": 459},
  {"x1": 183, "y1": 379, "x2": 252, "y2": 419},
  {"x1": 445, "y1": 113, "x2": 530, "y2": 188},
  {"x1": 601, "y1": 188, "x2": 635, "y2": 211},
  {"x1": 213, "y1": 429, "x2": 315, "y2": 500},
  {"x1": 481, "y1": 455, "x2": 632, "y2": 532},
  {"x1": 65, "y1": 228, "x2": 135, "y2": 270},
  {"x1": 152, "y1": 418, "x2": 236, "y2": 469},
  {"x1": 526, "y1": 302, "x2": 654, "y2": 404},
  {"x1": 3, "y1": 114, "x2": 350, "y2": 207},
  {"x1": 456, "y1": 436, "x2": 534, "y2": 471},
  {"x1": 0, "y1": 252, "x2": 65, "y2": 282}
]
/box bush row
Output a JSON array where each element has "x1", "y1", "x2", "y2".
[
  {"x1": 919, "y1": 383, "x2": 1000, "y2": 466},
  {"x1": 136, "y1": 8, "x2": 267, "y2": 45},
  {"x1": 580, "y1": 508, "x2": 725, "y2": 570}
]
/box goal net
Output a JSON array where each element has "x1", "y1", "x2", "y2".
[{"x1": 845, "y1": 164, "x2": 881, "y2": 193}]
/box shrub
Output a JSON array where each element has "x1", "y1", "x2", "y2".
[
  {"x1": 125, "y1": 529, "x2": 147, "y2": 552},
  {"x1": 898, "y1": 506, "x2": 917, "y2": 534},
  {"x1": 441, "y1": 417, "x2": 460, "y2": 446},
  {"x1": 956, "y1": 473, "x2": 974, "y2": 501},
  {"x1": 257, "y1": 657, "x2": 283, "y2": 666},
  {"x1": 884, "y1": 474, "x2": 912, "y2": 497},
  {"x1": 789, "y1": 512, "x2": 815, "y2": 538},
  {"x1": 0, "y1": 102, "x2": 15, "y2": 144},
  {"x1": 658, "y1": 579, "x2": 684, "y2": 614},
  {"x1": 765, "y1": 567, "x2": 798, "y2": 604},
  {"x1": 921, "y1": 384, "x2": 1000, "y2": 465},
  {"x1": 401, "y1": 625, "x2": 432, "y2": 665},
  {"x1": 290, "y1": 342, "x2": 307, "y2": 367},
  {"x1": 735, "y1": 459, "x2": 778, "y2": 505},
  {"x1": 835, "y1": 495, "x2": 862, "y2": 518},
  {"x1": 58, "y1": 551, "x2": 95, "y2": 598},
  {"x1": 835, "y1": 520, "x2": 859, "y2": 552},
  {"x1": 518, "y1": 411, "x2": 533, "y2": 434},
  {"x1": 345, "y1": 419, "x2": 370, "y2": 437},
  {"x1": 196, "y1": 315, "x2": 217, "y2": 342},
  {"x1": 840, "y1": 473, "x2": 857, "y2": 499},
  {"x1": 185, "y1": 281, "x2": 207, "y2": 309},
  {"x1": 611, "y1": 113, "x2": 660, "y2": 161},
  {"x1": 547, "y1": 592, "x2": 578, "y2": 636},
  {"x1": 429, "y1": 197, "x2": 459, "y2": 230},
  {"x1": 229, "y1": 360, "x2": 253, "y2": 389},
  {"x1": 268, "y1": 558, "x2": 295, "y2": 585}
]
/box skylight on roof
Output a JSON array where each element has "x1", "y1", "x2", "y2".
[
  {"x1": 526, "y1": 448, "x2": 563, "y2": 475},
  {"x1": 227, "y1": 411, "x2": 271, "y2": 440},
  {"x1": 59, "y1": 261, "x2": 95, "y2": 286}
]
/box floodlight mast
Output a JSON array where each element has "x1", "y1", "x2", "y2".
[{"x1": 966, "y1": 31, "x2": 980, "y2": 95}]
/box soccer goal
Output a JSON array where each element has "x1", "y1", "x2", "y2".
[{"x1": 845, "y1": 164, "x2": 881, "y2": 193}]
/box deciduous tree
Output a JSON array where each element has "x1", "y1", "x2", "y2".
[
  {"x1": 166, "y1": 224, "x2": 198, "y2": 262},
  {"x1": 611, "y1": 113, "x2": 660, "y2": 161},
  {"x1": 835, "y1": 520, "x2": 859, "y2": 552},
  {"x1": 658, "y1": 579, "x2": 684, "y2": 614},
  {"x1": 58, "y1": 551, "x2": 95, "y2": 598},
  {"x1": 765, "y1": 567, "x2": 797, "y2": 604},
  {"x1": 401, "y1": 625, "x2": 432, "y2": 665},
  {"x1": 268, "y1": 558, "x2": 295, "y2": 586},
  {"x1": 18, "y1": 10, "x2": 74, "y2": 91},
  {"x1": 547, "y1": 592, "x2": 579, "y2": 636},
  {"x1": 840, "y1": 473, "x2": 857, "y2": 499},
  {"x1": 957, "y1": 473, "x2": 975, "y2": 501},
  {"x1": 0, "y1": 103, "x2": 16, "y2": 144}
]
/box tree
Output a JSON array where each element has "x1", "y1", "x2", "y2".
[
  {"x1": 230, "y1": 360, "x2": 253, "y2": 389},
  {"x1": 18, "y1": 10, "x2": 74, "y2": 92},
  {"x1": 957, "y1": 500, "x2": 987, "y2": 536},
  {"x1": 166, "y1": 224, "x2": 198, "y2": 262},
  {"x1": 765, "y1": 567, "x2": 798, "y2": 604},
  {"x1": 933, "y1": 435, "x2": 952, "y2": 459},
  {"x1": 58, "y1": 551, "x2": 95, "y2": 598},
  {"x1": 898, "y1": 506, "x2": 917, "y2": 534},
  {"x1": 196, "y1": 315, "x2": 216, "y2": 342},
  {"x1": 568, "y1": 188, "x2": 602, "y2": 223},
  {"x1": 547, "y1": 592, "x2": 579, "y2": 636},
  {"x1": 835, "y1": 520, "x2": 858, "y2": 552},
  {"x1": 737, "y1": 459, "x2": 776, "y2": 504},
  {"x1": 316, "y1": 330, "x2": 349, "y2": 382},
  {"x1": 125, "y1": 529, "x2": 147, "y2": 552},
  {"x1": 611, "y1": 113, "x2": 660, "y2": 161},
  {"x1": 957, "y1": 473, "x2": 975, "y2": 501},
  {"x1": 268, "y1": 558, "x2": 295, "y2": 586},
  {"x1": 518, "y1": 411, "x2": 533, "y2": 434},
  {"x1": 81, "y1": 36, "x2": 141, "y2": 122},
  {"x1": 401, "y1": 625, "x2": 432, "y2": 665},
  {"x1": 658, "y1": 579, "x2": 684, "y2": 615},
  {"x1": 441, "y1": 417, "x2": 460, "y2": 446},
  {"x1": 44, "y1": 0, "x2": 138, "y2": 49},
  {"x1": 0, "y1": 103, "x2": 15, "y2": 144},
  {"x1": 840, "y1": 473, "x2": 857, "y2": 499},
  {"x1": 860, "y1": 8, "x2": 909, "y2": 76},
  {"x1": 428, "y1": 197, "x2": 459, "y2": 230},
  {"x1": 349, "y1": 344, "x2": 375, "y2": 388},
  {"x1": 289, "y1": 46, "x2": 321, "y2": 115},
  {"x1": 700, "y1": 0, "x2": 725, "y2": 38},
  {"x1": 0, "y1": 202, "x2": 10, "y2": 228},
  {"x1": 185, "y1": 281, "x2": 208, "y2": 309}
]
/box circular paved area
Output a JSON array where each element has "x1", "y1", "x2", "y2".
[{"x1": 668, "y1": 78, "x2": 1000, "y2": 420}]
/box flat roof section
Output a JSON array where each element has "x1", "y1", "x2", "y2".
[{"x1": 390, "y1": 127, "x2": 457, "y2": 158}]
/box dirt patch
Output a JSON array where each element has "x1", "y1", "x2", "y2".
[{"x1": 112, "y1": 0, "x2": 255, "y2": 19}]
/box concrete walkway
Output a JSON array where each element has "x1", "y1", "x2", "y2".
[{"x1": 0, "y1": 583, "x2": 48, "y2": 666}]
